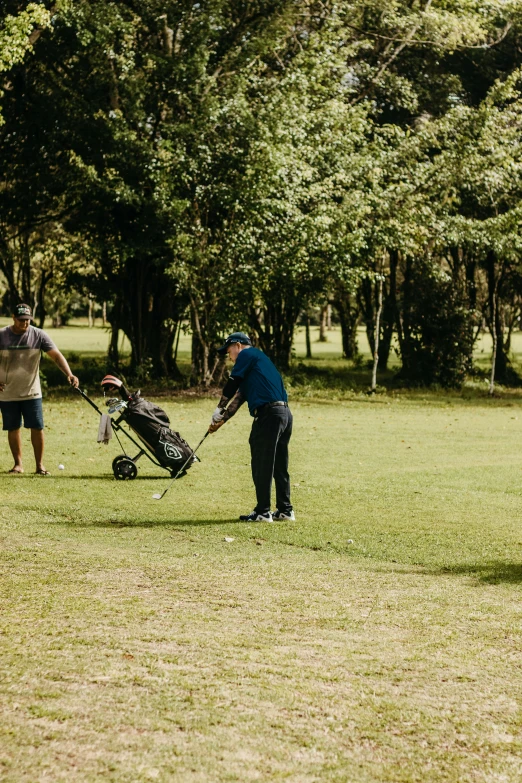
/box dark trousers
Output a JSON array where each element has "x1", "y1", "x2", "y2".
[{"x1": 249, "y1": 406, "x2": 293, "y2": 515}]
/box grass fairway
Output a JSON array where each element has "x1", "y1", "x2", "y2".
[{"x1": 1, "y1": 393, "x2": 522, "y2": 782}]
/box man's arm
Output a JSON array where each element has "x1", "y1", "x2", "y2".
[
  {"x1": 220, "y1": 375, "x2": 241, "y2": 403},
  {"x1": 223, "y1": 390, "x2": 246, "y2": 421},
  {"x1": 209, "y1": 387, "x2": 245, "y2": 433},
  {"x1": 46, "y1": 348, "x2": 79, "y2": 387},
  {"x1": 209, "y1": 349, "x2": 252, "y2": 432}
]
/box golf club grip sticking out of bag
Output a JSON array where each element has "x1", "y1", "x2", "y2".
[{"x1": 153, "y1": 431, "x2": 210, "y2": 500}]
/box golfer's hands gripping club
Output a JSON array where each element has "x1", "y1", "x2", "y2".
[
  {"x1": 209, "y1": 406, "x2": 224, "y2": 434},
  {"x1": 68, "y1": 374, "x2": 80, "y2": 388}
]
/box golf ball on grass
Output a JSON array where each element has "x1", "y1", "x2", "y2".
[
  {"x1": 58, "y1": 464, "x2": 65, "y2": 470},
  {"x1": 152, "y1": 493, "x2": 162, "y2": 500}
]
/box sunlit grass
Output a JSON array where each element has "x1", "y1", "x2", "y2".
[{"x1": 1, "y1": 394, "x2": 522, "y2": 781}]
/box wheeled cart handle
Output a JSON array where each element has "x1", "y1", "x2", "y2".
[{"x1": 74, "y1": 386, "x2": 105, "y2": 416}]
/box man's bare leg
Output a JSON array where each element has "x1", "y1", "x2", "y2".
[
  {"x1": 31, "y1": 429, "x2": 46, "y2": 473},
  {"x1": 7, "y1": 429, "x2": 23, "y2": 473}
]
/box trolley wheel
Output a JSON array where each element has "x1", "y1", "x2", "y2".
[
  {"x1": 113, "y1": 456, "x2": 138, "y2": 481},
  {"x1": 112, "y1": 454, "x2": 128, "y2": 471}
]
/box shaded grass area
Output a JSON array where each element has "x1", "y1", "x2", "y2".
[{"x1": 1, "y1": 396, "x2": 522, "y2": 781}]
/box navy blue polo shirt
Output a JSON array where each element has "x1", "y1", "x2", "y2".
[{"x1": 230, "y1": 347, "x2": 288, "y2": 415}]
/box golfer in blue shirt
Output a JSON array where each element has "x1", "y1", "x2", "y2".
[{"x1": 209, "y1": 332, "x2": 294, "y2": 523}]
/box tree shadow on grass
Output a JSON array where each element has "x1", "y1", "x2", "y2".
[
  {"x1": 379, "y1": 561, "x2": 522, "y2": 585},
  {"x1": 1, "y1": 474, "x2": 172, "y2": 482},
  {"x1": 54, "y1": 515, "x2": 241, "y2": 529},
  {"x1": 50, "y1": 474, "x2": 169, "y2": 481},
  {"x1": 435, "y1": 562, "x2": 522, "y2": 585}
]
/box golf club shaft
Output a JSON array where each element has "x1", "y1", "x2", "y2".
[{"x1": 159, "y1": 431, "x2": 210, "y2": 499}]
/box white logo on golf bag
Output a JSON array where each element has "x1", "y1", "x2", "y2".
[{"x1": 162, "y1": 440, "x2": 183, "y2": 461}]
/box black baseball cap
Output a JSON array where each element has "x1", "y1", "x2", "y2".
[
  {"x1": 14, "y1": 304, "x2": 32, "y2": 320},
  {"x1": 217, "y1": 331, "x2": 252, "y2": 355}
]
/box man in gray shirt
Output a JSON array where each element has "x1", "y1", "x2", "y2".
[{"x1": 0, "y1": 303, "x2": 79, "y2": 475}]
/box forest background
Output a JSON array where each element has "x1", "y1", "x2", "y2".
[{"x1": 1, "y1": 0, "x2": 522, "y2": 391}]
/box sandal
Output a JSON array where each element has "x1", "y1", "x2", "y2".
[
  {"x1": 8, "y1": 468, "x2": 23, "y2": 474},
  {"x1": 35, "y1": 469, "x2": 51, "y2": 476}
]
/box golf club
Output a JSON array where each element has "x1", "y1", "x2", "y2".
[{"x1": 152, "y1": 430, "x2": 210, "y2": 500}]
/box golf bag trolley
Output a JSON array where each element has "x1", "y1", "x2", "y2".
[{"x1": 76, "y1": 375, "x2": 197, "y2": 481}]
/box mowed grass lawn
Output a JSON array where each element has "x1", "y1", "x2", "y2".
[{"x1": 1, "y1": 390, "x2": 522, "y2": 782}]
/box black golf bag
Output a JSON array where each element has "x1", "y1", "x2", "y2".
[
  {"x1": 94, "y1": 374, "x2": 196, "y2": 479},
  {"x1": 121, "y1": 393, "x2": 194, "y2": 472}
]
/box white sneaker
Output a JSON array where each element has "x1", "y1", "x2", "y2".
[
  {"x1": 271, "y1": 509, "x2": 295, "y2": 521},
  {"x1": 239, "y1": 511, "x2": 272, "y2": 522}
]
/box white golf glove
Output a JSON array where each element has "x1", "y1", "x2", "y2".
[{"x1": 210, "y1": 406, "x2": 224, "y2": 426}]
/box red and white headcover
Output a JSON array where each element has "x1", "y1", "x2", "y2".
[{"x1": 101, "y1": 374, "x2": 122, "y2": 389}]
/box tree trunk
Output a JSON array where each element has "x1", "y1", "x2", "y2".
[
  {"x1": 108, "y1": 325, "x2": 120, "y2": 370},
  {"x1": 88, "y1": 296, "x2": 94, "y2": 328},
  {"x1": 249, "y1": 288, "x2": 300, "y2": 371},
  {"x1": 504, "y1": 303, "x2": 521, "y2": 354},
  {"x1": 359, "y1": 254, "x2": 394, "y2": 367},
  {"x1": 318, "y1": 304, "x2": 328, "y2": 342},
  {"x1": 172, "y1": 320, "x2": 182, "y2": 363},
  {"x1": 371, "y1": 274, "x2": 384, "y2": 392},
  {"x1": 190, "y1": 298, "x2": 210, "y2": 384},
  {"x1": 305, "y1": 314, "x2": 312, "y2": 359},
  {"x1": 489, "y1": 275, "x2": 498, "y2": 397},
  {"x1": 113, "y1": 257, "x2": 184, "y2": 380},
  {"x1": 36, "y1": 268, "x2": 52, "y2": 329},
  {"x1": 395, "y1": 255, "x2": 413, "y2": 376},
  {"x1": 486, "y1": 250, "x2": 514, "y2": 389},
  {"x1": 448, "y1": 245, "x2": 462, "y2": 280},
  {"x1": 20, "y1": 233, "x2": 32, "y2": 304},
  {"x1": 161, "y1": 322, "x2": 183, "y2": 381},
  {"x1": 326, "y1": 303, "x2": 332, "y2": 330},
  {"x1": 52, "y1": 302, "x2": 62, "y2": 328},
  {"x1": 378, "y1": 250, "x2": 397, "y2": 370},
  {"x1": 465, "y1": 255, "x2": 478, "y2": 312},
  {"x1": 359, "y1": 276, "x2": 375, "y2": 356},
  {"x1": 334, "y1": 284, "x2": 359, "y2": 360},
  {"x1": 107, "y1": 296, "x2": 122, "y2": 370},
  {"x1": 189, "y1": 296, "x2": 222, "y2": 386},
  {"x1": 0, "y1": 236, "x2": 22, "y2": 308}
]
